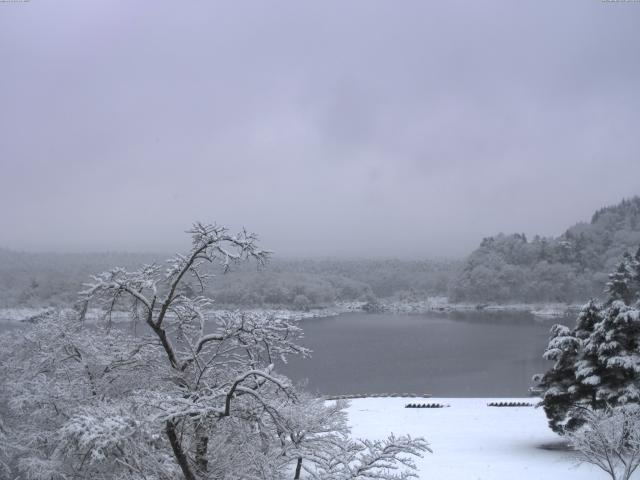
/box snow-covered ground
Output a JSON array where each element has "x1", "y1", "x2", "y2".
[{"x1": 347, "y1": 397, "x2": 600, "y2": 480}]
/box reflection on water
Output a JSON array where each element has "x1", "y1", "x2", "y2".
[{"x1": 279, "y1": 312, "x2": 569, "y2": 397}]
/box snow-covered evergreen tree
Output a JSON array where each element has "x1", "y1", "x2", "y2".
[
  {"x1": 535, "y1": 321, "x2": 582, "y2": 433},
  {"x1": 537, "y1": 248, "x2": 640, "y2": 435},
  {"x1": 583, "y1": 301, "x2": 640, "y2": 405},
  {"x1": 632, "y1": 246, "x2": 640, "y2": 302},
  {"x1": 573, "y1": 301, "x2": 607, "y2": 411},
  {"x1": 605, "y1": 253, "x2": 637, "y2": 306}
]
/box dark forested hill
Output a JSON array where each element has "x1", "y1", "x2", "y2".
[{"x1": 449, "y1": 197, "x2": 640, "y2": 303}]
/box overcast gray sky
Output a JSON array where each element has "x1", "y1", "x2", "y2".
[{"x1": 1, "y1": 1, "x2": 639, "y2": 258}]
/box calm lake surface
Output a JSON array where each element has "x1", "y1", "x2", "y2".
[
  {"x1": 0, "y1": 311, "x2": 565, "y2": 397},
  {"x1": 278, "y1": 311, "x2": 564, "y2": 397}
]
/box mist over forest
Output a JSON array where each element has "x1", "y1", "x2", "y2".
[{"x1": 2, "y1": 196, "x2": 639, "y2": 311}]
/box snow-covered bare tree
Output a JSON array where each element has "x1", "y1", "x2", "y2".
[
  {"x1": 75, "y1": 222, "x2": 313, "y2": 479},
  {"x1": 567, "y1": 405, "x2": 640, "y2": 480},
  {"x1": 307, "y1": 434, "x2": 430, "y2": 480},
  {"x1": 0, "y1": 310, "x2": 176, "y2": 479},
  {"x1": 280, "y1": 393, "x2": 431, "y2": 479},
  {"x1": 0, "y1": 222, "x2": 429, "y2": 480},
  {"x1": 281, "y1": 393, "x2": 351, "y2": 478}
]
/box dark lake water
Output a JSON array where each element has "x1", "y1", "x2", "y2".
[
  {"x1": 278, "y1": 311, "x2": 565, "y2": 398},
  {"x1": 0, "y1": 311, "x2": 566, "y2": 397}
]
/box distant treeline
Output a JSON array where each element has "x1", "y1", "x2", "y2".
[
  {"x1": 450, "y1": 197, "x2": 640, "y2": 303},
  {"x1": 3, "y1": 197, "x2": 639, "y2": 309},
  {"x1": 0, "y1": 249, "x2": 459, "y2": 309},
  {"x1": 211, "y1": 258, "x2": 457, "y2": 308},
  {"x1": 0, "y1": 251, "x2": 162, "y2": 309}
]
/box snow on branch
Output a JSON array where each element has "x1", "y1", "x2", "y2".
[
  {"x1": 309, "y1": 433, "x2": 431, "y2": 480},
  {"x1": 567, "y1": 405, "x2": 640, "y2": 480}
]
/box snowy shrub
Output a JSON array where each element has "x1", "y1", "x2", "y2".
[{"x1": 567, "y1": 405, "x2": 640, "y2": 480}]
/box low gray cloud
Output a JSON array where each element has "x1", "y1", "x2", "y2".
[{"x1": 1, "y1": 0, "x2": 639, "y2": 257}]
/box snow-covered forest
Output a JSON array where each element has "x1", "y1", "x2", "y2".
[
  {"x1": 451, "y1": 197, "x2": 640, "y2": 303},
  {"x1": 2, "y1": 197, "x2": 640, "y2": 312},
  {"x1": 0, "y1": 250, "x2": 458, "y2": 311}
]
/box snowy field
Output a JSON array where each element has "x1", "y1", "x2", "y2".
[{"x1": 347, "y1": 397, "x2": 601, "y2": 480}]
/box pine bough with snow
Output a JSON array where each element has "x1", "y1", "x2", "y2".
[{"x1": 0, "y1": 223, "x2": 429, "y2": 480}]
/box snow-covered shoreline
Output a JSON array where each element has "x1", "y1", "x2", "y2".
[
  {"x1": 346, "y1": 397, "x2": 598, "y2": 479},
  {"x1": 0, "y1": 305, "x2": 356, "y2": 324},
  {"x1": 358, "y1": 297, "x2": 582, "y2": 317},
  {"x1": 271, "y1": 298, "x2": 582, "y2": 319}
]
